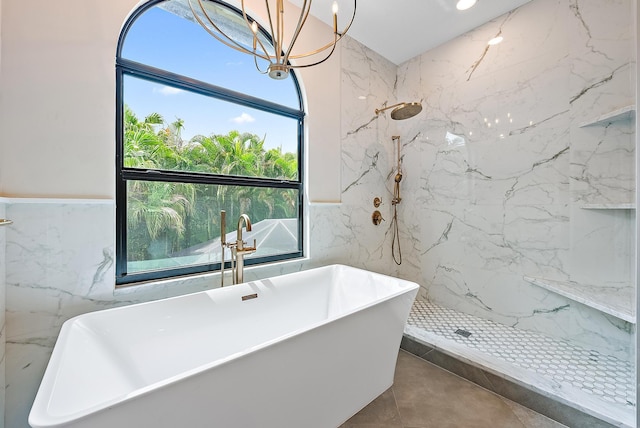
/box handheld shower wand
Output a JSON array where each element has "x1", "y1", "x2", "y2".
[
  {"x1": 392, "y1": 136, "x2": 403, "y2": 206},
  {"x1": 391, "y1": 136, "x2": 402, "y2": 265}
]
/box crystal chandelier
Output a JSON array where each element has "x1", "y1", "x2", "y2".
[{"x1": 188, "y1": 0, "x2": 356, "y2": 79}]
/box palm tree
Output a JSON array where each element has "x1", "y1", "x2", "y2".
[{"x1": 123, "y1": 107, "x2": 299, "y2": 262}]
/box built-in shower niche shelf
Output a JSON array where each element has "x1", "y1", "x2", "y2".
[
  {"x1": 581, "y1": 203, "x2": 635, "y2": 210},
  {"x1": 523, "y1": 276, "x2": 635, "y2": 324},
  {"x1": 578, "y1": 105, "x2": 635, "y2": 127}
]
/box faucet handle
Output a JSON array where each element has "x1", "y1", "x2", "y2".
[{"x1": 241, "y1": 239, "x2": 257, "y2": 253}]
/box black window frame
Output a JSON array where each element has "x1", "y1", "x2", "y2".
[{"x1": 115, "y1": 0, "x2": 305, "y2": 286}]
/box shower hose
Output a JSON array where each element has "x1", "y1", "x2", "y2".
[{"x1": 391, "y1": 180, "x2": 402, "y2": 265}]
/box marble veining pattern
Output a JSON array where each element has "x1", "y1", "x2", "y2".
[
  {"x1": 394, "y1": 0, "x2": 635, "y2": 363},
  {"x1": 407, "y1": 299, "x2": 635, "y2": 428},
  {"x1": 524, "y1": 275, "x2": 635, "y2": 323},
  {"x1": 0, "y1": 200, "x2": 6, "y2": 428}
]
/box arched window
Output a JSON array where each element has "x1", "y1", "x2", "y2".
[{"x1": 115, "y1": 0, "x2": 304, "y2": 285}]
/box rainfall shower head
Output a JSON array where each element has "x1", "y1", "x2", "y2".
[{"x1": 375, "y1": 102, "x2": 423, "y2": 120}]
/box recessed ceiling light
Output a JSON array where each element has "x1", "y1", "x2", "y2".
[
  {"x1": 456, "y1": 0, "x2": 478, "y2": 11},
  {"x1": 488, "y1": 35, "x2": 504, "y2": 45}
]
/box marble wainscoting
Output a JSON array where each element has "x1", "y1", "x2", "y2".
[
  {"x1": 394, "y1": 0, "x2": 635, "y2": 363},
  {"x1": 0, "y1": 199, "x2": 7, "y2": 428},
  {"x1": 0, "y1": 199, "x2": 316, "y2": 428},
  {"x1": 5, "y1": 199, "x2": 122, "y2": 428},
  {"x1": 2, "y1": 201, "x2": 379, "y2": 427},
  {"x1": 2, "y1": 195, "x2": 401, "y2": 428}
]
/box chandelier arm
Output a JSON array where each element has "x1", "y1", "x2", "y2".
[
  {"x1": 239, "y1": 1, "x2": 275, "y2": 63},
  {"x1": 278, "y1": 0, "x2": 286, "y2": 65},
  {"x1": 289, "y1": 33, "x2": 338, "y2": 69},
  {"x1": 189, "y1": 0, "x2": 271, "y2": 61},
  {"x1": 253, "y1": 55, "x2": 270, "y2": 75},
  {"x1": 261, "y1": 0, "x2": 280, "y2": 64},
  {"x1": 239, "y1": 1, "x2": 274, "y2": 61},
  {"x1": 283, "y1": 0, "x2": 312, "y2": 62},
  {"x1": 287, "y1": 1, "x2": 356, "y2": 60}
]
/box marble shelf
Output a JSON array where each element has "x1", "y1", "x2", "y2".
[
  {"x1": 578, "y1": 105, "x2": 635, "y2": 127},
  {"x1": 581, "y1": 203, "x2": 636, "y2": 210},
  {"x1": 523, "y1": 276, "x2": 635, "y2": 323}
]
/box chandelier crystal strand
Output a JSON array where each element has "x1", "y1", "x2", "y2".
[{"x1": 189, "y1": 0, "x2": 356, "y2": 79}]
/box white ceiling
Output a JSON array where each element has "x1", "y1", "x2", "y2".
[{"x1": 291, "y1": 0, "x2": 532, "y2": 65}]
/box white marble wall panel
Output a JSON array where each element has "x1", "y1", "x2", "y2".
[
  {"x1": 568, "y1": 0, "x2": 635, "y2": 207},
  {"x1": 566, "y1": 0, "x2": 635, "y2": 299},
  {"x1": 395, "y1": 0, "x2": 635, "y2": 362},
  {"x1": 339, "y1": 36, "x2": 399, "y2": 272},
  {"x1": 0, "y1": 199, "x2": 6, "y2": 428},
  {"x1": 570, "y1": 207, "x2": 634, "y2": 287}
]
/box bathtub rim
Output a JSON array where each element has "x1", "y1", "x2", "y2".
[{"x1": 29, "y1": 264, "x2": 419, "y2": 427}]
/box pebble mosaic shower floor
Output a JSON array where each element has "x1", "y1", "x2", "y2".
[{"x1": 406, "y1": 300, "x2": 636, "y2": 412}]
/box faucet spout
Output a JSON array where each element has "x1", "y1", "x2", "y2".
[
  {"x1": 237, "y1": 214, "x2": 252, "y2": 243},
  {"x1": 233, "y1": 214, "x2": 256, "y2": 284}
]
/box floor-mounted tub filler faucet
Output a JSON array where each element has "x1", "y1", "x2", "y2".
[{"x1": 220, "y1": 211, "x2": 257, "y2": 286}]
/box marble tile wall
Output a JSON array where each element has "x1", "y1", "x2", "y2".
[
  {"x1": 2, "y1": 40, "x2": 398, "y2": 427},
  {"x1": 394, "y1": 0, "x2": 635, "y2": 362},
  {"x1": 0, "y1": 199, "x2": 6, "y2": 428}
]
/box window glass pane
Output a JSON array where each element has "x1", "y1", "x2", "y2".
[
  {"x1": 123, "y1": 75, "x2": 299, "y2": 180},
  {"x1": 121, "y1": 0, "x2": 299, "y2": 109},
  {"x1": 127, "y1": 180, "x2": 300, "y2": 274}
]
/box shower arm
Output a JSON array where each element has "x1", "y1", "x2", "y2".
[{"x1": 375, "y1": 103, "x2": 408, "y2": 115}]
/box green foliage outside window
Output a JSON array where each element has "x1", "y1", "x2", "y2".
[{"x1": 124, "y1": 106, "x2": 299, "y2": 265}]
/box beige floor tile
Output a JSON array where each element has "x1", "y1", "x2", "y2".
[
  {"x1": 393, "y1": 351, "x2": 526, "y2": 428},
  {"x1": 339, "y1": 388, "x2": 403, "y2": 428},
  {"x1": 343, "y1": 350, "x2": 562, "y2": 428},
  {"x1": 501, "y1": 398, "x2": 569, "y2": 428}
]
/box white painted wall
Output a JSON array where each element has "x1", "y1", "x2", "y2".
[{"x1": 0, "y1": 0, "x2": 342, "y2": 202}]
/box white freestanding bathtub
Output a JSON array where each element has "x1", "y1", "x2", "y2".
[{"x1": 29, "y1": 264, "x2": 419, "y2": 428}]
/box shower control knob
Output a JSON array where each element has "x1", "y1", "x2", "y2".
[
  {"x1": 373, "y1": 197, "x2": 382, "y2": 208},
  {"x1": 372, "y1": 210, "x2": 384, "y2": 226}
]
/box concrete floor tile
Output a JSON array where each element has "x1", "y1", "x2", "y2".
[
  {"x1": 393, "y1": 353, "x2": 526, "y2": 427},
  {"x1": 501, "y1": 398, "x2": 569, "y2": 428},
  {"x1": 343, "y1": 351, "x2": 567, "y2": 428},
  {"x1": 339, "y1": 388, "x2": 403, "y2": 428}
]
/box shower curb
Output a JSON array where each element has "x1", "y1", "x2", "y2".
[{"x1": 401, "y1": 335, "x2": 618, "y2": 428}]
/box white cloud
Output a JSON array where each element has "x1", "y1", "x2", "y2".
[
  {"x1": 153, "y1": 86, "x2": 183, "y2": 95},
  {"x1": 231, "y1": 112, "x2": 256, "y2": 124}
]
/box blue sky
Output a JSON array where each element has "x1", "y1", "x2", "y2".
[{"x1": 122, "y1": 6, "x2": 300, "y2": 154}]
